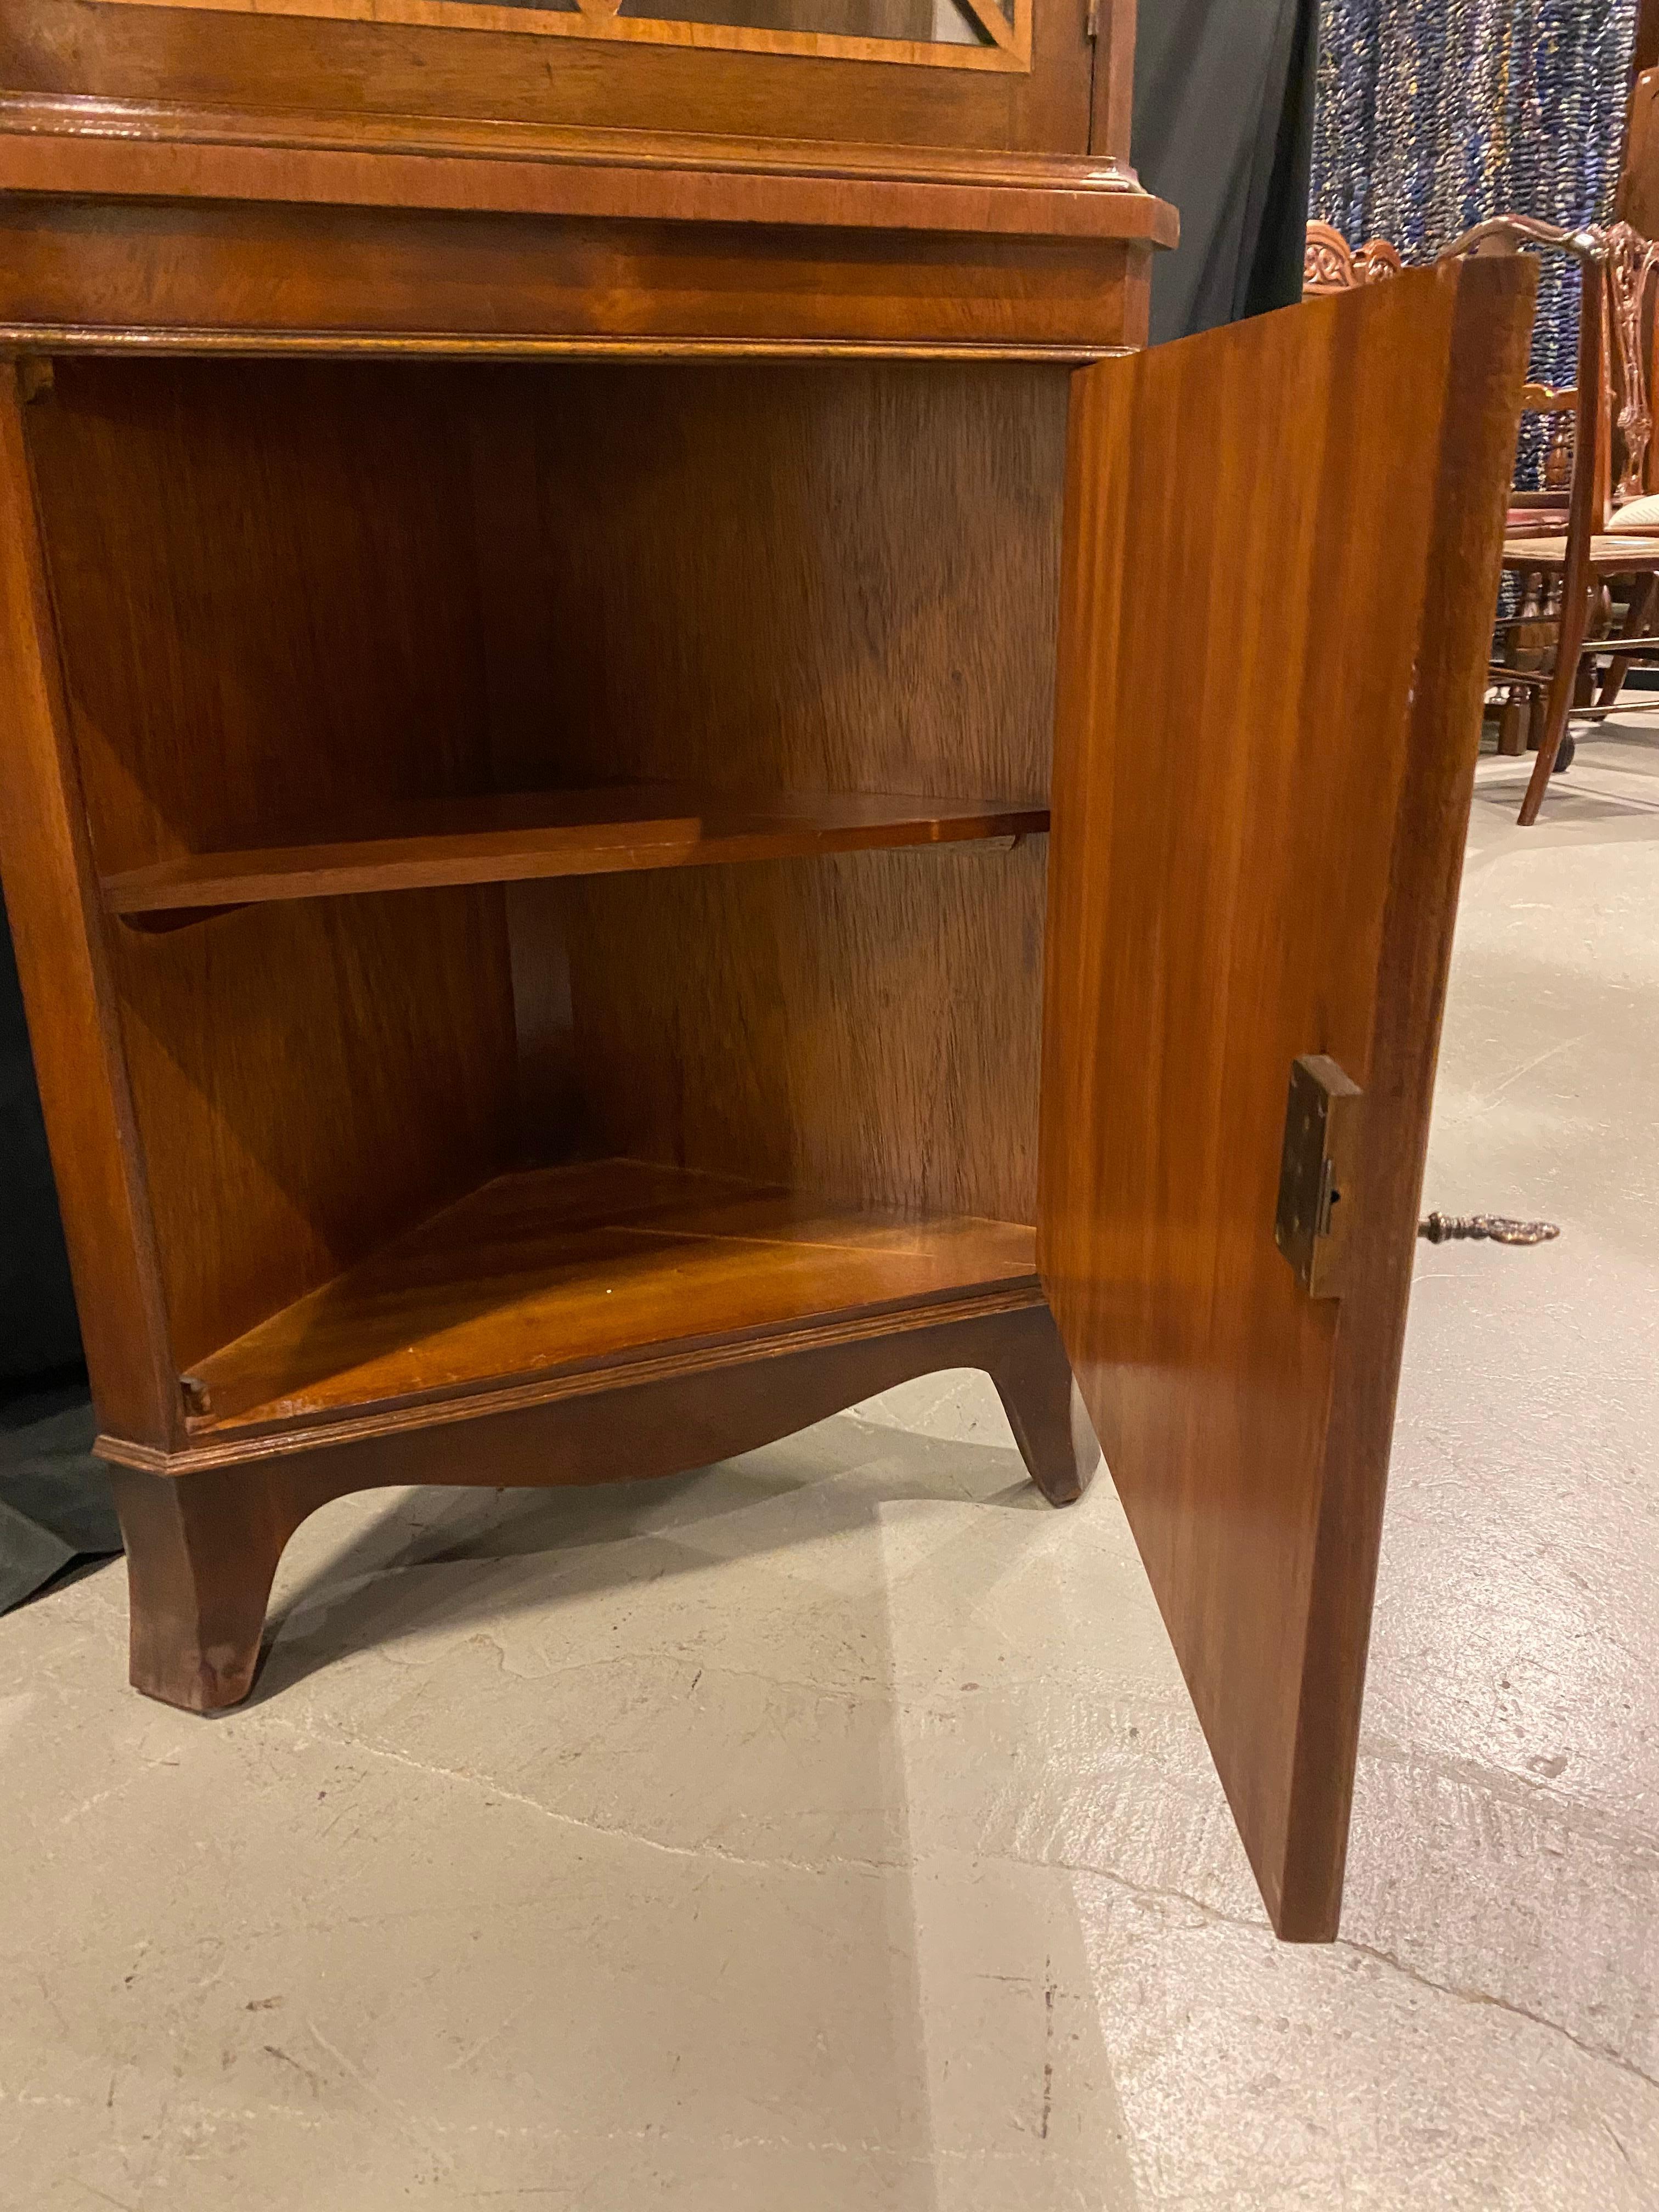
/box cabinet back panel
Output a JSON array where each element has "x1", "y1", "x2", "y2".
[
  {"x1": 536, "y1": 840, "x2": 1046, "y2": 1224},
  {"x1": 25, "y1": 359, "x2": 518, "y2": 1373},
  {"x1": 479, "y1": 358, "x2": 1064, "y2": 1216},
  {"x1": 471, "y1": 359, "x2": 1068, "y2": 804}
]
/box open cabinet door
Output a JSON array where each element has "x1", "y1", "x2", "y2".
[{"x1": 1039, "y1": 258, "x2": 1536, "y2": 1940}]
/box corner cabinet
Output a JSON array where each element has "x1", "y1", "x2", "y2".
[{"x1": 0, "y1": 13, "x2": 1534, "y2": 1942}]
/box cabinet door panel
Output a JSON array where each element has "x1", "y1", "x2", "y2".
[
  {"x1": 1039, "y1": 261, "x2": 1535, "y2": 1939},
  {"x1": 3, "y1": 0, "x2": 1110, "y2": 160}
]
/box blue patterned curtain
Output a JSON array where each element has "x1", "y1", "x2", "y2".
[{"x1": 1313, "y1": 1, "x2": 1640, "y2": 410}]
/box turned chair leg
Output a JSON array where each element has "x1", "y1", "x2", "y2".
[
  {"x1": 1596, "y1": 573, "x2": 1657, "y2": 711},
  {"x1": 988, "y1": 1305, "x2": 1102, "y2": 1508},
  {"x1": 1496, "y1": 686, "x2": 1530, "y2": 756},
  {"x1": 107, "y1": 1463, "x2": 303, "y2": 1712},
  {"x1": 1519, "y1": 577, "x2": 1593, "y2": 826}
]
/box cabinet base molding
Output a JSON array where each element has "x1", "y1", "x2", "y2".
[{"x1": 105, "y1": 1298, "x2": 1098, "y2": 1712}]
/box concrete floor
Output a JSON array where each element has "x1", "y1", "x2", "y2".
[{"x1": 4, "y1": 730, "x2": 1658, "y2": 2210}]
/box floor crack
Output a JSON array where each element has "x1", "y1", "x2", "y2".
[
  {"x1": 1333, "y1": 1935, "x2": 1659, "y2": 2095},
  {"x1": 257, "y1": 1712, "x2": 905, "y2": 1879}
]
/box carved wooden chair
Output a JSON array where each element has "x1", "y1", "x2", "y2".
[
  {"x1": 1443, "y1": 215, "x2": 1659, "y2": 823},
  {"x1": 1303, "y1": 221, "x2": 1404, "y2": 298}
]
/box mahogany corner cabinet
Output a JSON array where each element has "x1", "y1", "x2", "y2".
[{"x1": 0, "y1": 2, "x2": 1534, "y2": 1941}]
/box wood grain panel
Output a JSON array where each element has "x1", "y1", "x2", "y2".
[
  {"x1": 0, "y1": 103, "x2": 1172, "y2": 242},
  {"x1": 1635, "y1": 0, "x2": 1659, "y2": 85},
  {"x1": 110, "y1": 890, "x2": 518, "y2": 1379},
  {"x1": 187, "y1": 1157, "x2": 1039, "y2": 1432},
  {"x1": 472, "y1": 360, "x2": 1066, "y2": 1220},
  {"x1": 24, "y1": 357, "x2": 520, "y2": 1377},
  {"x1": 55, "y1": 0, "x2": 1036, "y2": 81},
  {"x1": 473, "y1": 360, "x2": 1070, "y2": 797},
  {"x1": 552, "y1": 842, "x2": 1049, "y2": 1221},
  {"x1": 26, "y1": 357, "x2": 490, "y2": 872},
  {"x1": 0, "y1": 98, "x2": 1165, "y2": 223},
  {"x1": 1089, "y1": 0, "x2": 1136, "y2": 163},
  {"x1": 0, "y1": 369, "x2": 180, "y2": 1448},
  {"x1": 103, "y1": 784, "x2": 1048, "y2": 918},
  {"x1": 0, "y1": 0, "x2": 1098, "y2": 156},
  {"x1": 0, "y1": 195, "x2": 1148, "y2": 359},
  {"x1": 1039, "y1": 261, "x2": 1536, "y2": 1939},
  {"x1": 1621, "y1": 66, "x2": 1659, "y2": 234}
]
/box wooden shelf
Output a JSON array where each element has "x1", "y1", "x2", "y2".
[
  {"x1": 187, "y1": 1159, "x2": 1039, "y2": 1436},
  {"x1": 103, "y1": 783, "x2": 1050, "y2": 922}
]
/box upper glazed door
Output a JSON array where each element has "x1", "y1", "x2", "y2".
[
  {"x1": 1037, "y1": 261, "x2": 1536, "y2": 1939},
  {"x1": 5, "y1": 0, "x2": 1119, "y2": 156}
]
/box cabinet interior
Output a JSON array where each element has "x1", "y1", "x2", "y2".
[{"x1": 29, "y1": 352, "x2": 1071, "y2": 1431}]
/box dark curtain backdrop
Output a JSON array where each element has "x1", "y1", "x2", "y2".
[
  {"x1": 1135, "y1": 0, "x2": 1322, "y2": 342},
  {"x1": 1, "y1": 911, "x2": 80, "y2": 1385}
]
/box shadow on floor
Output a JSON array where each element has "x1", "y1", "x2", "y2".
[{"x1": 253, "y1": 1417, "x2": 1052, "y2": 1706}]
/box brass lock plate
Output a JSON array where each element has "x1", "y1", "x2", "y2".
[{"x1": 1273, "y1": 1055, "x2": 1362, "y2": 1299}]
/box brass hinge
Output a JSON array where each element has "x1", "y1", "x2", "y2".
[
  {"x1": 1273, "y1": 1055, "x2": 1362, "y2": 1299},
  {"x1": 1085, "y1": 0, "x2": 1099, "y2": 37}
]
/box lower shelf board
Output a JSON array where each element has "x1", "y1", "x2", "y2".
[
  {"x1": 102, "y1": 783, "x2": 1051, "y2": 922},
  {"x1": 184, "y1": 1159, "x2": 1039, "y2": 1437}
]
